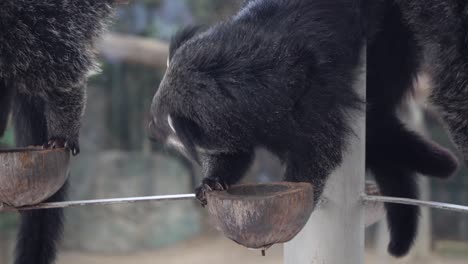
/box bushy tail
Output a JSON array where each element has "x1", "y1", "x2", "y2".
[
  {"x1": 371, "y1": 165, "x2": 419, "y2": 257},
  {"x1": 367, "y1": 114, "x2": 458, "y2": 257},
  {"x1": 14, "y1": 185, "x2": 68, "y2": 264},
  {"x1": 12, "y1": 94, "x2": 67, "y2": 264}
]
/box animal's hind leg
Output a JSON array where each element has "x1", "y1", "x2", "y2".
[
  {"x1": 195, "y1": 150, "x2": 254, "y2": 206},
  {"x1": 368, "y1": 114, "x2": 458, "y2": 179},
  {"x1": 396, "y1": 0, "x2": 468, "y2": 164},
  {"x1": 429, "y1": 60, "x2": 468, "y2": 164}
]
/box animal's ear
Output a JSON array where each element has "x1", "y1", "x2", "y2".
[{"x1": 169, "y1": 25, "x2": 204, "y2": 62}]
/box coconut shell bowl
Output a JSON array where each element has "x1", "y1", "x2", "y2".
[
  {"x1": 0, "y1": 147, "x2": 70, "y2": 207},
  {"x1": 205, "y1": 182, "x2": 315, "y2": 253}
]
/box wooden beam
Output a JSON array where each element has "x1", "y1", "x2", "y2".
[
  {"x1": 284, "y1": 48, "x2": 366, "y2": 264},
  {"x1": 97, "y1": 33, "x2": 169, "y2": 69}
]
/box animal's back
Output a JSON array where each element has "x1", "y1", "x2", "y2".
[
  {"x1": 0, "y1": 2, "x2": 117, "y2": 264},
  {"x1": 241, "y1": 1, "x2": 362, "y2": 51},
  {"x1": 0, "y1": 0, "x2": 113, "y2": 95}
]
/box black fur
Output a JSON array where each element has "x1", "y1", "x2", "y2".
[
  {"x1": 0, "y1": 0, "x2": 116, "y2": 154},
  {"x1": 395, "y1": 0, "x2": 468, "y2": 164},
  {"x1": 0, "y1": 1, "x2": 116, "y2": 263},
  {"x1": 367, "y1": 0, "x2": 459, "y2": 257},
  {"x1": 168, "y1": 25, "x2": 205, "y2": 63},
  {"x1": 372, "y1": 165, "x2": 419, "y2": 257},
  {"x1": 149, "y1": 0, "x2": 462, "y2": 258},
  {"x1": 149, "y1": 0, "x2": 364, "y2": 208}
]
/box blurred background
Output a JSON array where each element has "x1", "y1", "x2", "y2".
[{"x1": 0, "y1": 1, "x2": 467, "y2": 263}]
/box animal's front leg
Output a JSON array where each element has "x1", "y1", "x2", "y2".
[
  {"x1": 195, "y1": 150, "x2": 254, "y2": 206},
  {"x1": 195, "y1": 177, "x2": 228, "y2": 206},
  {"x1": 43, "y1": 81, "x2": 85, "y2": 156},
  {"x1": 283, "y1": 143, "x2": 343, "y2": 205}
]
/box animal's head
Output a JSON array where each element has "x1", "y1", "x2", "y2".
[
  {"x1": 148, "y1": 25, "x2": 247, "y2": 163},
  {"x1": 148, "y1": 24, "x2": 299, "y2": 163},
  {"x1": 148, "y1": 27, "x2": 199, "y2": 161}
]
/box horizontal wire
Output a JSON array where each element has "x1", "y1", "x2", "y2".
[
  {"x1": 0, "y1": 193, "x2": 196, "y2": 212},
  {"x1": 363, "y1": 195, "x2": 468, "y2": 214},
  {"x1": 2, "y1": 193, "x2": 468, "y2": 215}
]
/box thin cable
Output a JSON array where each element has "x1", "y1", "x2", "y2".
[
  {"x1": 363, "y1": 195, "x2": 468, "y2": 214},
  {"x1": 0, "y1": 193, "x2": 196, "y2": 212}
]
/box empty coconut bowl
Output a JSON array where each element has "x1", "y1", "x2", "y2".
[
  {"x1": 0, "y1": 147, "x2": 70, "y2": 207},
  {"x1": 206, "y1": 182, "x2": 314, "y2": 249}
]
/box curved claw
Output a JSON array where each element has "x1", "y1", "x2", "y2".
[
  {"x1": 43, "y1": 139, "x2": 65, "y2": 149},
  {"x1": 71, "y1": 146, "x2": 80, "y2": 156},
  {"x1": 214, "y1": 182, "x2": 223, "y2": 191},
  {"x1": 195, "y1": 177, "x2": 228, "y2": 207},
  {"x1": 195, "y1": 185, "x2": 208, "y2": 207},
  {"x1": 44, "y1": 137, "x2": 80, "y2": 156},
  {"x1": 65, "y1": 141, "x2": 80, "y2": 156},
  {"x1": 203, "y1": 183, "x2": 213, "y2": 192}
]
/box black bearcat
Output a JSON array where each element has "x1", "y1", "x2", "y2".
[
  {"x1": 149, "y1": 0, "x2": 461, "y2": 258},
  {"x1": 0, "y1": 1, "x2": 117, "y2": 263}
]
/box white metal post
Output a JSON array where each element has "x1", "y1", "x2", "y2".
[{"x1": 284, "y1": 48, "x2": 366, "y2": 264}]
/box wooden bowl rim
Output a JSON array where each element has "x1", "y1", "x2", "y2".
[{"x1": 207, "y1": 182, "x2": 313, "y2": 201}]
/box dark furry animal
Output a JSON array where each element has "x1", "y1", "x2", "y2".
[
  {"x1": 366, "y1": 0, "x2": 460, "y2": 257},
  {"x1": 149, "y1": 0, "x2": 364, "y2": 224},
  {"x1": 396, "y1": 1, "x2": 468, "y2": 163},
  {"x1": 149, "y1": 0, "x2": 461, "y2": 259},
  {"x1": 0, "y1": 1, "x2": 116, "y2": 263}
]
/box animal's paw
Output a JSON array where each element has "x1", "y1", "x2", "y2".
[
  {"x1": 43, "y1": 137, "x2": 80, "y2": 156},
  {"x1": 195, "y1": 177, "x2": 228, "y2": 207}
]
